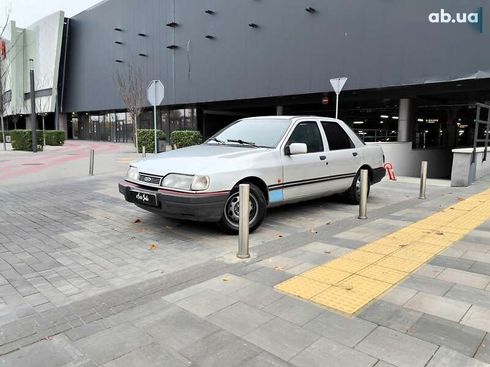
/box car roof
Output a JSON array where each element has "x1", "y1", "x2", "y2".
[{"x1": 242, "y1": 116, "x2": 340, "y2": 121}]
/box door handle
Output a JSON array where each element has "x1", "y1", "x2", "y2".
[
  {"x1": 352, "y1": 152, "x2": 358, "y2": 157},
  {"x1": 319, "y1": 155, "x2": 326, "y2": 160}
]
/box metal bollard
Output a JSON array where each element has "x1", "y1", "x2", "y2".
[
  {"x1": 419, "y1": 161, "x2": 428, "y2": 199},
  {"x1": 358, "y1": 169, "x2": 368, "y2": 219},
  {"x1": 237, "y1": 184, "x2": 250, "y2": 259},
  {"x1": 142, "y1": 146, "x2": 146, "y2": 158},
  {"x1": 89, "y1": 149, "x2": 95, "y2": 176}
]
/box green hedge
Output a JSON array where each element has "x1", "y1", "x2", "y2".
[
  {"x1": 170, "y1": 130, "x2": 203, "y2": 149},
  {"x1": 10, "y1": 130, "x2": 44, "y2": 151},
  {"x1": 137, "y1": 129, "x2": 165, "y2": 153},
  {"x1": 44, "y1": 131, "x2": 65, "y2": 146},
  {"x1": 0, "y1": 130, "x2": 8, "y2": 143}
]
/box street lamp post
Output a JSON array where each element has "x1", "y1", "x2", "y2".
[{"x1": 29, "y1": 58, "x2": 37, "y2": 153}]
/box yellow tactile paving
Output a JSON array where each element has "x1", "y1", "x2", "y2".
[
  {"x1": 302, "y1": 267, "x2": 351, "y2": 284},
  {"x1": 409, "y1": 222, "x2": 442, "y2": 231},
  {"x1": 275, "y1": 276, "x2": 328, "y2": 300},
  {"x1": 359, "y1": 237, "x2": 410, "y2": 255},
  {"x1": 377, "y1": 256, "x2": 424, "y2": 273},
  {"x1": 342, "y1": 250, "x2": 385, "y2": 264},
  {"x1": 338, "y1": 275, "x2": 392, "y2": 297},
  {"x1": 418, "y1": 232, "x2": 464, "y2": 246},
  {"x1": 386, "y1": 230, "x2": 427, "y2": 243},
  {"x1": 311, "y1": 287, "x2": 374, "y2": 314},
  {"x1": 275, "y1": 188, "x2": 490, "y2": 315},
  {"x1": 409, "y1": 242, "x2": 447, "y2": 255},
  {"x1": 327, "y1": 258, "x2": 371, "y2": 273},
  {"x1": 438, "y1": 226, "x2": 470, "y2": 235},
  {"x1": 358, "y1": 265, "x2": 408, "y2": 284},
  {"x1": 393, "y1": 248, "x2": 436, "y2": 263},
  {"x1": 451, "y1": 201, "x2": 485, "y2": 211},
  {"x1": 361, "y1": 241, "x2": 405, "y2": 255}
]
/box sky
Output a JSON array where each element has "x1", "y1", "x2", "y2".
[{"x1": 0, "y1": 0, "x2": 102, "y2": 37}]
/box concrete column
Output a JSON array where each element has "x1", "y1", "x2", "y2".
[
  {"x1": 276, "y1": 106, "x2": 284, "y2": 116},
  {"x1": 397, "y1": 98, "x2": 412, "y2": 142},
  {"x1": 446, "y1": 108, "x2": 458, "y2": 148},
  {"x1": 58, "y1": 113, "x2": 68, "y2": 138}
]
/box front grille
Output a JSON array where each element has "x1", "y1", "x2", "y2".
[{"x1": 138, "y1": 173, "x2": 162, "y2": 186}]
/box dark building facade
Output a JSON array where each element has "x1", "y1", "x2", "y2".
[{"x1": 60, "y1": 0, "x2": 490, "y2": 177}]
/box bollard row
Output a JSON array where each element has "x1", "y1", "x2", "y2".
[
  {"x1": 89, "y1": 149, "x2": 95, "y2": 176},
  {"x1": 358, "y1": 169, "x2": 368, "y2": 220},
  {"x1": 419, "y1": 161, "x2": 428, "y2": 199},
  {"x1": 237, "y1": 184, "x2": 251, "y2": 259}
]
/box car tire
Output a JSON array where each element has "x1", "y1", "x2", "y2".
[
  {"x1": 216, "y1": 183, "x2": 267, "y2": 235},
  {"x1": 344, "y1": 169, "x2": 371, "y2": 205}
]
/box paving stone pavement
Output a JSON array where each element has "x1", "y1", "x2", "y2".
[{"x1": 1, "y1": 146, "x2": 490, "y2": 366}]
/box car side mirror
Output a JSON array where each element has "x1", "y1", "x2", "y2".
[{"x1": 288, "y1": 143, "x2": 307, "y2": 155}]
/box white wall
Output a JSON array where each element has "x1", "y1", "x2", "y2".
[
  {"x1": 4, "y1": 11, "x2": 64, "y2": 116},
  {"x1": 371, "y1": 142, "x2": 453, "y2": 179}
]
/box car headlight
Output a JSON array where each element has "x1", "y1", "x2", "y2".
[
  {"x1": 191, "y1": 175, "x2": 210, "y2": 191},
  {"x1": 161, "y1": 174, "x2": 194, "y2": 190},
  {"x1": 126, "y1": 166, "x2": 139, "y2": 181}
]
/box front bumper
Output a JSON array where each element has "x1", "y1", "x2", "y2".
[
  {"x1": 119, "y1": 180, "x2": 229, "y2": 222},
  {"x1": 372, "y1": 167, "x2": 386, "y2": 184}
]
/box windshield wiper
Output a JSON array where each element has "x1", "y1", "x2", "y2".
[
  {"x1": 208, "y1": 137, "x2": 225, "y2": 144},
  {"x1": 227, "y1": 139, "x2": 257, "y2": 147}
]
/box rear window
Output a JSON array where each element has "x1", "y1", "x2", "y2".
[{"x1": 322, "y1": 121, "x2": 354, "y2": 151}]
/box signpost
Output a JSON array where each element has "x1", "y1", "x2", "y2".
[
  {"x1": 330, "y1": 77, "x2": 348, "y2": 119},
  {"x1": 146, "y1": 80, "x2": 165, "y2": 154}
]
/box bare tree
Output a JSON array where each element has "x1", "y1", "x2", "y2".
[{"x1": 114, "y1": 64, "x2": 146, "y2": 151}]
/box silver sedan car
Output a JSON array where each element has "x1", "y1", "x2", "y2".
[{"x1": 119, "y1": 116, "x2": 385, "y2": 233}]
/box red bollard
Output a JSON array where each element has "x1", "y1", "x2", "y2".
[{"x1": 384, "y1": 163, "x2": 397, "y2": 181}]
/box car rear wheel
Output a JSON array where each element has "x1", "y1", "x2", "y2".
[
  {"x1": 217, "y1": 183, "x2": 267, "y2": 235},
  {"x1": 344, "y1": 169, "x2": 371, "y2": 205}
]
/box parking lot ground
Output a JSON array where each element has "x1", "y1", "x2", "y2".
[{"x1": 1, "y1": 141, "x2": 490, "y2": 366}]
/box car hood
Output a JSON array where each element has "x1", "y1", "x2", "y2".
[{"x1": 133, "y1": 144, "x2": 272, "y2": 176}]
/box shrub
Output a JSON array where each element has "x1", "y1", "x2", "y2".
[
  {"x1": 137, "y1": 129, "x2": 165, "y2": 153},
  {"x1": 0, "y1": 130, "x2": 8, "y2": 143},
  {"x1": 44, "y1": 130, "x2": 65, "y2": 146},
  {"x1": 170, "y1": 130, "x2": 203, "y2": 149},
  {"x1": 10, "y1": 130, "x2": 44, "y2": 151}
]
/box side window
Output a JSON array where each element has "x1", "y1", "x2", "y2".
[
  {"x1": 322, "y1": 121, "x2": 354, "y2": 151},
  {"x1": 287, "y1": 121, "x2": 324, "y2": 153}
]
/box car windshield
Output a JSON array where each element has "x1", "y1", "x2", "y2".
[{"x1": 208, "y1": 118, "x2": 291, "y2": 148}]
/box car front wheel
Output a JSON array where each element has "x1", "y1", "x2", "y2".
[
  {"x1": 344, "y1": 169, "x2": 371, "y2": 205},
  {"x1": 217, "y1": 183, "x2": 267, "y2": 235}
]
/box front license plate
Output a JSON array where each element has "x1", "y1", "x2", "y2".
[{"x1": 132, "y1": 190, "x2": 158, "y2": 207}]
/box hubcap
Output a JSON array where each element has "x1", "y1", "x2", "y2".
[
  {"x1": 224, "y1": 192, "x2": 258, "y2": 227},
  {"x1": 355, "y1": 176, "x2": 361, "y2": 200}
]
